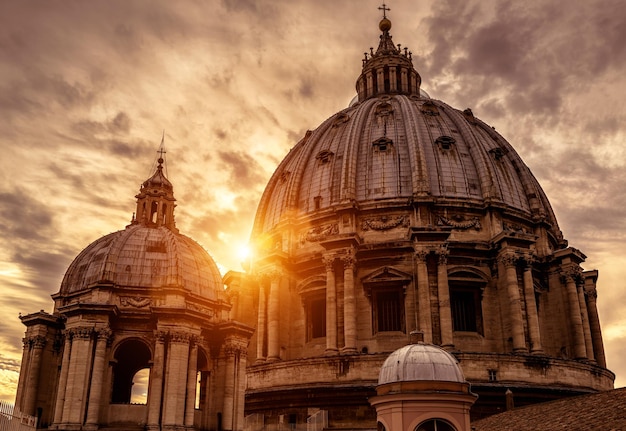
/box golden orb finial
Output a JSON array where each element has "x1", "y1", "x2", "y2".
[{"x1": 379, "y1": 17, "x2": 392, "y2": 32}]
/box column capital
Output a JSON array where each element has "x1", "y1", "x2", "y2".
[
  {"x1": 341, "y1": 247, "x2": 357, "y2": 270},
  {"x1": 497, "y1": 250, "x2": 519, "y2": 267},
  {"x1": 169, "y1": 331, "x2": 192, "y2": 344},
  {"x1": 154, "y1": 330, "x2": 168, "y2": 343},
  {"x1": 414, "y1": 248, "x2": 429, "y2": 262},
  {"x1": 437, "y1": 244, "x2": 449, "y2": 265},
  {"x1": 520, "y1": 251, "x2": 537, "y2": 268},
  {"x1": 23, "y1": 335, "x2": 47, "y2": 349},
  {"x1": 69, "y1": 326, "x2": 94, "y2": 339},
  {"x1": 322, "y1": 254, "x2": 336, "y2": 271},
  {"x1": 225, "y1": 342, "x2": 248, "y2": 358},
  {"x1": 95, "y1": 327, "x2": 112, "y2": 339},
  {"x1": 561, "y1": 265, "x2": 582, "y2": 284}
]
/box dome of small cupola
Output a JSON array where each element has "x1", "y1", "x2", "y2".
[
  {"x1": 378, "y1": 343, "x2": 466, "y2": 385},
  {"x1": 58, "y1": 153, "x2": 223, "y2": 300}
]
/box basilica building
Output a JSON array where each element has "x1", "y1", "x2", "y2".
[{"x1": 14, "y1": 8, "x2": 614, "y2": 431}]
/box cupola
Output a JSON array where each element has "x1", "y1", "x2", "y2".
[
  {"x1": 132, "y1": 149, "x2": 177, "y2": 231},
  {"x1": 356, "y1": 4, "x2": 421, "y2": 101}
]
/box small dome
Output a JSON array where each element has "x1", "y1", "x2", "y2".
[
  {"x1": 60, "y1": 225, "x2": 223, "y2": 300},
  {"x1": 378, "y1": 343, "x2": 466, "y2": 385}
]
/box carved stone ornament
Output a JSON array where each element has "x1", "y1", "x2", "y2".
[
  {"x1": 70, "y1": 327, "x2": 94, "y2": 339},
  {"x1": 169, "y1": 331, "x2": 191, "y2": 344},
  {"x1": 121, "y1": 296, "x2": 152, "y2": 308},
  {"x1": 305, "y1": 223, "x2": 339, "y2": 242},
  {"x1": 497, "y1": 251, "x2": 519, "y2": 268},
  {"x1": 561, "y1": 266, "x2": 583, "y2": 284},
  {"x1": 503, "y1": 222, "x2": 529, "y2": 234},
  {"x1": 437, "y1": 214, "x2": 481, "y2": 230},
  {"x1": 362, "y1": 215, "x2": 409, "y2": 231},
  {"x1": 187, "y1": 302, "x2": 215, "y2": 318},
  {"x1": 24, "y1": 335, "x2": 47, "y2": 349},
  {"x1": 421, "y1": 100, "x2": 440, "y2": 116},
  {"x1": 332, "y1": 113, "x2": 350, "y2": 127}
]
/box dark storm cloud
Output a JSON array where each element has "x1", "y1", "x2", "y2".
[
  {"x1": 218, "y1": 150, "x2": 266, "y2": 188},
  {"x1": 0, "y1": 191, "x2": 54, "y2": 241},
  {"x1": 11, "y1": 248, "x2": 74, "y2": 283},
  {"x1": 421, "y1": 0, "x2": 626, "y2": 118}
]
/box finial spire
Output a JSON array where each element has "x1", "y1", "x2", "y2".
[
  {"x1": 355, "y1": 6, "x2": 422, "y2": 102},
  {"x1": 378, "y1": 3, "x2": 390, "y2": 19}
]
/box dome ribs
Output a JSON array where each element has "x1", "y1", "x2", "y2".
[
  {"x1": 342, "y1": 100, "x2": 371, "y2": 204},
  {"x1": 398, "y1": 96, "x2": 431, "y2": 198}
]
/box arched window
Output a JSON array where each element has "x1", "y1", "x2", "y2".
[
  {"x1": 415, "y1": 418, "x2": 456, "y2": 431},
  {"x1": 111, "y1": 339, "x2": 152, "y2": 404}
]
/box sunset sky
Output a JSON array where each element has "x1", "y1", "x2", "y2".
[{"x1": 1, "y1": 0, "x2": 625, "y2": 401}]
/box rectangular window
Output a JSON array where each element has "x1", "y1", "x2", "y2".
[
  {"x1": 450, "y1": 288, "x2": 483, "y2": 334},
  {"x1": 373, "y1": 289, "x2": 404, "y2": 333},
  {"x1": 307, "y1": 297, "x2": 326, "y2": 340}
]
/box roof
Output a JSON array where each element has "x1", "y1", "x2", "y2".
[
  {"x1": 378, "y1": 343, "x2": 466, "y2": 385},
  {"x1": 59, "y1": 224, "x2": 223, "y2": 299},
  {"x1": 472, "y1": 387, "x2": 626, "y2": 431}
]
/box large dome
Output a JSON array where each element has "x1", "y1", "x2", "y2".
[
  {"x1": 60, "y1": 224, "x2": 223, "y2": 299},
  {"x1": 253, "y1": 90, "x2": 561, "y2": 244},
  {"x1": 59, "y1": 156, "x2": 223, "y2": 301}
]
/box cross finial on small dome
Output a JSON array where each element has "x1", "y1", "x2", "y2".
[{"x1": 378, "y1": 3, "x2": 390, "y2": 19}]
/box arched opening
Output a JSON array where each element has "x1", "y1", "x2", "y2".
[
  {"x1": 130, "y1": 368, "x2": 150, "y2": 404},
  {"x1": 111, "y1": 339, "x2": 152, "y2": 404},
  {"x1": 196, "y1": 349, "x2": 209, "y2": 410},
  {"x1": 150, "y1": 201, "x2": 158, "y2": 223},
  {"x1": 415, "y1": 418, "x2": 456, "y2": 431}
]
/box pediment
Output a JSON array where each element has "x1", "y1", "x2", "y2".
[{"x1": 362, "y1": 266, "x2": 412, "y2": 286}]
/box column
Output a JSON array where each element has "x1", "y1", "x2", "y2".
[
  {"x1": 147, "y1": 331, "x2": 166, "y2": 429},
  {"x1": 437, "y1": 247, "x2": 454, "y2": 349},
  {"x1": 563, "y1": 268, "x2": 587, "y2": 359},
  {"x1": 415, "y1": 249, "x2": 432, "y2": 343},
  {"x1": 222, "y1": 345, "x2": 236, "y2": 431},
  {"x1": 389, "y1": 67, "x2": 397, "y2": 92},
  {"x1": 235, "y1": 344, "x2": 248, "y2": 431},
  {"x1": 85, "y1": 328, "x2": 111, "y2": 427},
  {"x1": 323, "y1": 254, "x2": 338, "y2": 354},
  {"x1": 52, "y1": 334, "x2": 72, "y2": 426},
  {"x1": 366, "y1": 72, "x2": 374, "y2": 98},
  {"x1": 267, "y1": 270, "x2": 281, "y2": 361},
  {"x1": 162, "y1": 332, "x2": 190, "y2": 427},
  {"x1": 376, "y1": 68, "x2": 385, "y2": 94},
  {"x1": 14, "y1": 338, "x2": 31, "y2": 412},
  {"x1": 342, "y1": 251, "x2": 357, "y2": 354},
  {"x1": 499, "y1": 252, "x2": 526, "y2": 353},
  {"x1": 401, "y1": 69, "x2": 408, "y2": 92},
  {"x1": 256, "y1": 282, "x2": 267, "y2": 363},
  {"x1": 521, "y1": 257, "x2": 543, "y2": 354},
  {"x1": 584, "y1": 273, "x2": 607, "y2": 367},
  {"x1": 62, "y1": 327, "x2": 94, "y2": 425},
  {"x1": 23, "y1": 335, "x2": 46, "y2": 415},
  {"x1": 184, "y1": 338, "x2": 199, "y2": 427},
  {"x1": 577, "y1": 279, "x2": 595, "y2": 361}
]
